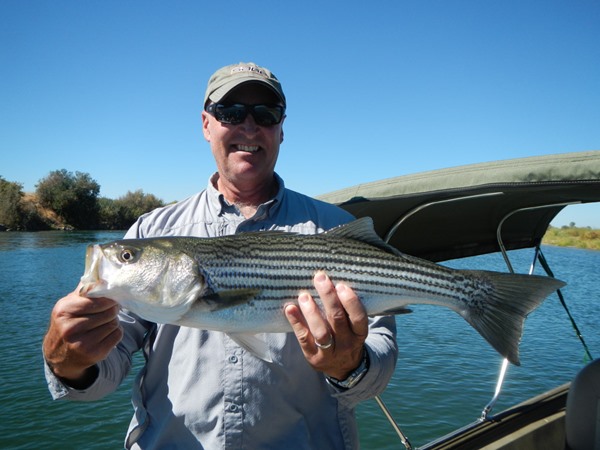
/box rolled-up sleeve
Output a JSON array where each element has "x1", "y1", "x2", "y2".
[
  {"x1": 329, "y1": 315, "x2": 398, "y2": 407},
  {"x1": 44, "y1": 314, "x2": 150, "y2": 402}
]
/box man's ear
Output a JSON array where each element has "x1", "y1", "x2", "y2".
[{"x1": 201, "y1": 111, "x2": 211, "y2": 142}]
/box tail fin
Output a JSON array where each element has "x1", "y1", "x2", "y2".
[{"x1": 461, "y1": 271, "x2": 565, "y2": 366}]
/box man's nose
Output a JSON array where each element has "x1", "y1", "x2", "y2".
[{"x1": 238, "y1": 112, "x2": 259, "y2": 131}]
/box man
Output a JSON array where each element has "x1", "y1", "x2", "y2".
[{"x1": 43, "y1": 62, "x2": 398, "y2": 449}]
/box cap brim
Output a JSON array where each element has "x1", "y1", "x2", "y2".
[{"x1": 206, "y1": 79, "x2": 285, "y2": 106}]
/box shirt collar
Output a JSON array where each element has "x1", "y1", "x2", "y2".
[{"x1": 206, "y1": 172, "x2": 285, "y2": 219}]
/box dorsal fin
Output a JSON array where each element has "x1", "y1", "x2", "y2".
[{"x1": 324, "y1": 218, "x2": 405, "y2": 256}]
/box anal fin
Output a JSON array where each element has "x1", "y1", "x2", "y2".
[{"x1": 228, "y1": 333, "x2": 273, "y2": 363}]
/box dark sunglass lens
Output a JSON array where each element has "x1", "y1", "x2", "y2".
[
  {"x1": 215, "y1": 104, "x2": 247, "y2": 124},
  {"x1": 209, "y1": 103, "x2": 283, "y2": 126},
  {"x1": 252, "y1": 105, "x2": 284, "y2": 126}
]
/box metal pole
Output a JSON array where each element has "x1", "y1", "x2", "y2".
[{"x1": 374, "y1": 395, "x2": 413, "y2": 450}]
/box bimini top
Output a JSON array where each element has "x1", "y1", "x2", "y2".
[{"x1": 318, "y1": 151, "x2": 600, "y2": 262}]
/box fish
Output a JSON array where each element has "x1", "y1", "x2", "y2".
[{"x1": 80, "y1": 217, "x2": 565, "y2": 365}]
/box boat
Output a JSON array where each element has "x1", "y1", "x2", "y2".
[{"x1": 318, "y1": 150, "x2": 600, "y2": 450}]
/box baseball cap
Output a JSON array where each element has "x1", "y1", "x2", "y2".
[{"x1": 204, "y1": 62, "x2": 286, "y2": 107}]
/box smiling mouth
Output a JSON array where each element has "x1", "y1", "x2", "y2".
[{"x1": 236, "y1": 144, "x2": 260, "y2": 153}]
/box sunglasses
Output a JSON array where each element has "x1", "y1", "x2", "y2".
[{"x1": 206, "y1": 103, "x2": 285, "y2": 127}]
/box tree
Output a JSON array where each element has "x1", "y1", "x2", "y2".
[
  {"x1": 36, "y1": 169, "x2": 101, "y2": 229},
  {"x1": 0, "y1": 176, "x2": 24, "y2": 229},
  {"x1": 97, "y1": 197, "x2": 121, "y2": 230},
  {"x1": 116, "y1": 190, "x2": 164, "y2": 224},
  {"x1": 98, "y1": 190, "x2": 164, "y2": 230}
]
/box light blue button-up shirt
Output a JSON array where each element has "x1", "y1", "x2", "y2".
[{"x1": 45, "y1": 174, "x2": 398, "y2": 449}]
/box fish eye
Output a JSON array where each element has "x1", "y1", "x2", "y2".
[{"x1": 118, "y1": 248, "x2": 138, "y2": 264}]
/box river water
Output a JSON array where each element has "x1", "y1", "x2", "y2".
[{"x1": 0, "y1": 231, "x2": 598, "y2": 449}]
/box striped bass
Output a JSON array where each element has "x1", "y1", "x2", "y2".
[{"x1": 80, "y1": 218, "x2": 565, "y2": 365}]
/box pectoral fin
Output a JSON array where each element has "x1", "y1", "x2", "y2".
[
  {"x1": 201, "y1": 288, "x2": 261, "y2": 311},
  {"x1": 228, "y1": 333, "x2": 273, "y2": 363},
  {"x1": 378, "y1": 306, "x2": 413, "y2": 315}
]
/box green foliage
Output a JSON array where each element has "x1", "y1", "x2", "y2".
[
  {"x1": 35, "y1": 169, "x2": 101, "y2": 229},
  {"x1": 117, "y1": 190, "x2": 164, "y2": 224},
  {"x1": 0, "y1": 176, "x2": 25, "y2": 229},
  {"x1": 98, "y1": 190, "x2": 164, "y2": 230},
  {"x1": 2, "y1": 171, "x2": 166, "y2": 231},
  {"x1": 97, "y1": 197, "x2": 122, "y2": 230},
  {"x1": 543, "y1": 225, "x2": 600, "y2": 250}
]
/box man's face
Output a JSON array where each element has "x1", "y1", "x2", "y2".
[{"x1": 202, "y1": 84, "x2": 285, "y2": 188}]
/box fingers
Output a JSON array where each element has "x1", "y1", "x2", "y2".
[
  {"x1": 300, "y1": 288, "x2": 333, "y2": 350},
  {"x1": 335, "y1": 283, "x2": 369, "y2": 338},
  {"x1": 284, "y1": 273, "x2": 340, "y2": 355},
  {"x1": 313, "y1": 272, "x2": 368, "y2": 344},
  {"x1": 285, "y1": 271, "x2": 369, "y2": 379},
  {"x1": 43, "y1": 288, "x2": 123, "y2": 381},
  {"x1": 54, "y1": 294, "x2": 121, "y2": 343},
  {"x1": 284, "y1": 300, "x2": 312, "y2": 347},
  {"x1": 314, "y1": 271, "x2": 345, "y2": 335}
]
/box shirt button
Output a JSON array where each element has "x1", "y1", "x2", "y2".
[
  {"x1": 228, "y1": 403, "x2": 239, "y2": 412},
  {"x1": 228, "y1": 355, "x2": 238, "y2": 364}
]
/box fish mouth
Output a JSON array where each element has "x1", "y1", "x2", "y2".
[{"x1": 79, "y1": 244, "x2": 103, "y2": 295}]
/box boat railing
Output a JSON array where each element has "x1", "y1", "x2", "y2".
[{"x1": 376, "y1": 196, "x2": 587, "y2": 449}]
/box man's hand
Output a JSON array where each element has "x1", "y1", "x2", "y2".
[
  {"x1": 43, "y1": 286, "x2": 123, "y2": 387},
  {"x1": 284, "y1": 271, "x2": 368, "y2": 380}
]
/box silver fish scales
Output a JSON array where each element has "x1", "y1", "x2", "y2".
[{"x1": 80, "y1": 218, "x2": 565, "y2": 364}]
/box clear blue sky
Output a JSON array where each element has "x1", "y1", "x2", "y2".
[{"x1": 1, "y1": 1, "x2": 599, "y2": 227}]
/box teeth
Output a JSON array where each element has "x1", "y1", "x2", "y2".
[{"x1": 237, "y1": 145, "x2": 260, "y2": 153}]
